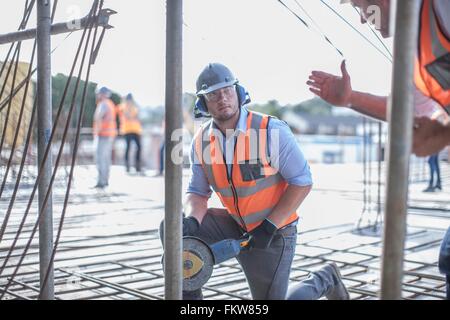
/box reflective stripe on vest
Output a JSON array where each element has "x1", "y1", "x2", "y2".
[
  {"x1": 194, "y1": 111, "x2": 298, "y2": 232},
  {"x1": 414, "y1": 0, "x2": 450, "y2": 108},
  {"x1": 93, "y1": 99, "x2": 117, "y2": 137}
]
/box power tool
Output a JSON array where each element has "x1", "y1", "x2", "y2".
[{"x1": 182, "y1": 235, "x2": 251, "y2": 291}]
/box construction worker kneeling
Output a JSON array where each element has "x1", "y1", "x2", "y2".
[{"x1": 159, "y1": 63, "x2": 349, "y2": 300}]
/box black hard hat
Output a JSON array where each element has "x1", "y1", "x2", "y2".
[{"x1": 196, "y1": 63, "x2": 238, "y2": 96}]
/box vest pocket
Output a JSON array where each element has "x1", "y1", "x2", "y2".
[
  {"x1": 239, "y1": 159, "x2": 266, "y2": 181},
  {"x1": 426, "y1": 53, "x2": 450, "y2": 90}
]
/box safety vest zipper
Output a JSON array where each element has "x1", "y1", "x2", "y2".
[
  {"x1": 222, "y1": 134, "x2": 247, "y2": 232},
  {"x1": 228, "y1": 167, "x2": 247, "y2": 232}
]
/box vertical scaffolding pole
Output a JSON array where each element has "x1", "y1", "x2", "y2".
[
  {"x1": 381, "y1": 0, "x2": 421, "y2": 300},
  {"x1": 36, "y1": 0, "x2": 54, "y2": 300},
  {"x1": 164, "y1": 0, "x2": 183, "y2": 300}
]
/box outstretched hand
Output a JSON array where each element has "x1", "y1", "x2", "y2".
[{"x1": 307, "y1": 60, "x2": 352, "y2": 107}]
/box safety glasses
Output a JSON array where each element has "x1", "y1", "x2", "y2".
[{"x1": 204, "y1": 85, "x2": 236, "y2": 103}]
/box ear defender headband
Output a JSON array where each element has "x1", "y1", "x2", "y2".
[{"x1": 194, "y1": 84, "x2": 251, "y2": 119}]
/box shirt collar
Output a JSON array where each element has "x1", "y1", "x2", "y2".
[{"x1": 209, "y1": 106, "x2": 249, "y2": 137}]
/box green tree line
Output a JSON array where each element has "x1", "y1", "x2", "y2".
[
  {"x1": 31, "y1": 73, "x2": 122, "y2": 128},
  {"x1": 247, "y1": 97, "x2": 333, "y2": 118},
  {"x1": 35, "y1": 73, "x2": 334, "y2": 130}
]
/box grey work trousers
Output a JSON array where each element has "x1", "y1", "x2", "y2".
[{"x1": 95, "y1": 136, "x2": 114, "y2": 186}]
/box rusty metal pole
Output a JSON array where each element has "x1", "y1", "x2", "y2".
[
  {"x1": 36, "y1": 0, "x2": 54, "y2": 300},
  {"x1": 381, "y1": 0, "x2": 421, "y2": 300},
  {"x1": 164, "y1": 0, "x2": 183, "y2": 300}
]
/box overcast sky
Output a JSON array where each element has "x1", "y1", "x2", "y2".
[{"x1": 1, "y1": 0, "x2": 393, "y2": 108}]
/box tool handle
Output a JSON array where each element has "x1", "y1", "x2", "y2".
[
  {"x1": 238, "y1": 234, "x2": 252, "y2": 248},
  {"x1": 210, "y1": 236, "x2": 251, "y2": 265}
]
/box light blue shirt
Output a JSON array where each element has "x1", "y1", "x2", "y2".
[{"x1": 187, "y1": 107, "x2": 313, "y2": 198}]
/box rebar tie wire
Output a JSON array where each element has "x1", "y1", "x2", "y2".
[
  {"x1": 0, "y1": 0, "x2": 58, "y2": 243},
  {"x1": 0, "y1": 0, "x2": 35, "y2": 82},
  {"x1": 0, "y1": 42, "x2": 37, "y2": 199},
  {"x1": 0, "y1": 0, "x2": 60, "y2": 244},
  {"x1": 277, "y1": 0, "x2": 345, "y2": 57},
  {"x1": 41, "y1": 0, "x2": 104, "y2": 297},
  {"x1": 0, "y1": 0, "x2": 101, "y2": 299},
  {"x1": 0, "y1": 44, "x2": 22, "y2": 158}
]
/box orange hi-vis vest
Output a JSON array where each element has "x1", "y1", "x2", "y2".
[
  {"x1": 119, "y1": 104, "x2": 142, "y2": 135},
  {"x1": 414, "y1": 0, "x2": 450, "y2": 111},
  {"x1": 93, "y1": 99, "x2": 117, "y2": 137},
  {"x1": 194, "y1": 111, "x2": 298, "y2": 232}
]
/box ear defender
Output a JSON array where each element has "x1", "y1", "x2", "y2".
[
  {"x1": 194, "y1": 96, "x2": 210, "y2": 118},
  {"x1": 236, "y1": 84, "x2": 251, "y2": 106}
]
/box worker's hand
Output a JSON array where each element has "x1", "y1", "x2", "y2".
[
  {"x1": 307, "y1": 60, "x2": 352, "y2": 107},
  {"x1": 249, "y1": 219, "x2": 278, "y2": 249},
  {"x1": 413, "y1": 117, "x2": 449, "y2": 157},
  {"x1": 183, "y1": 216, "x2": 200, "y2": 236},
  {"x1": 159, "y1": 216, "x2": 200, "y2": 245}
]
